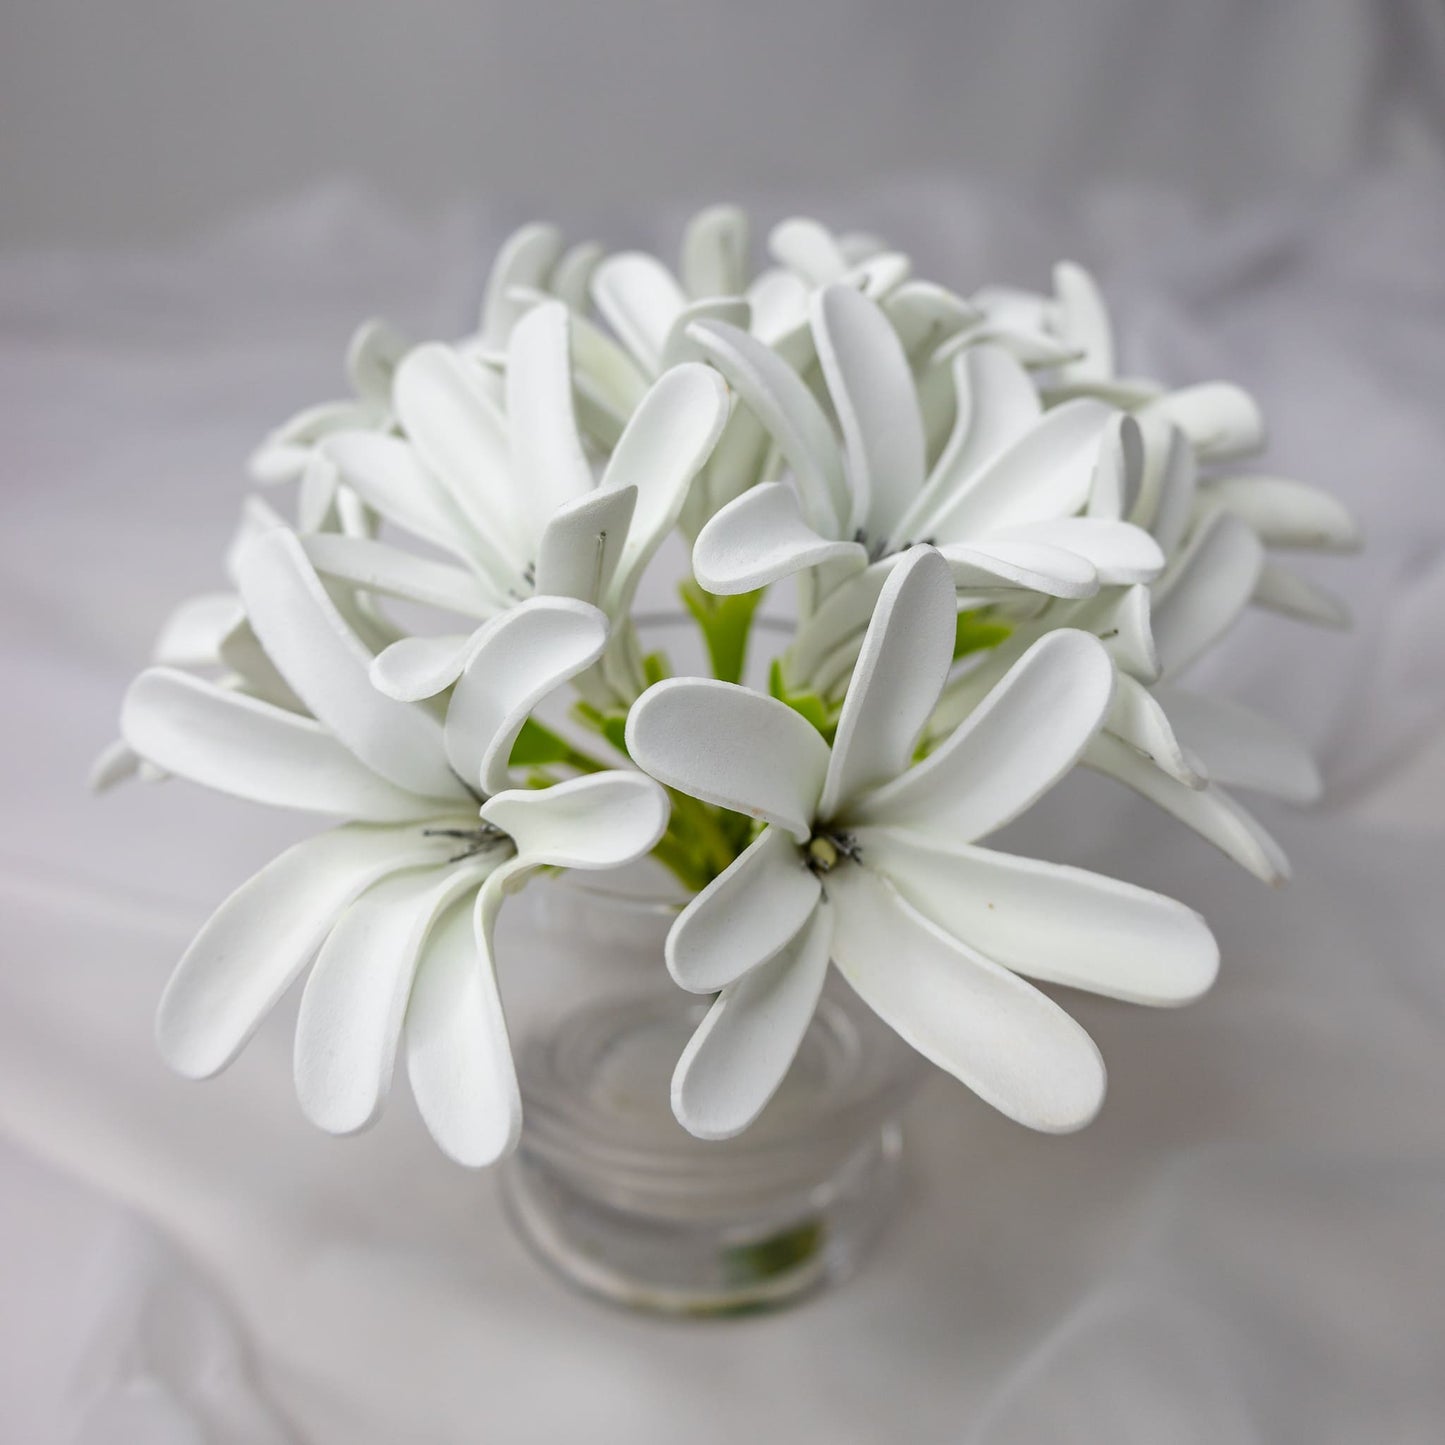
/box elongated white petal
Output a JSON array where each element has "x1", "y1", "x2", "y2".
[
  {"x1": 626, "y1": 678, "x2": 830, "y2": 841},
  {"x1": 1086, "y1": 414, "x2": 1141, "y2": 521},
  {"x1": 480, "y1": 771, "x2": 669, "y2": 870},
  {"x1": 785, "y1": 561, "x2": 894, "y2": 688},
  {"x1": 1073, "y1": 583, "x2": 1160, "y2": 681},
  {"x1": 1086, "y1": 732, "x2": 1290, "y2": 884},
  {"x1": 901, "y1": 345, "x2": 1042, "y2": 542},
  {"x1": 214, "y1": 616, "x2": 305, "y2": 713},
  {"x1": 480, "y1": 222, "x2": 563, "y2": 346},
  {"x1": 671, "y1": 902, "x2": 832, "y2": 1140},
  {"x1": 882, "y1": 281, "x2": 980, "y2": 360},
  {"x1": 820, "y1": 546, "x2": 954, "y2": 818},
  {"x1": 693, "y1": 482, "x2": 865, "y2": 595},
  {"x1": 392, "y1": 343, "x2": 530, "y2": 568},
  {"x1": 1153, "y1": 684, "x2": 1322, "y2": 803},
  {"x1": 534, "y1": 485, "x2": 635, "y2": 605},
  {"x1": 236, "y1": 531, "x2": 465, "y2": 800},
  {"x1": 592, "y1": 252, "x2": 687, "y2": 374},
  {"x1": 551, "y1": 239, "x2": 603, "y2": 312},
  {"x1": 1107, "y1": 672, "x2": 1206, "y2": 788},
  {"x1": 301, "y1": 534, "x2": 497, "y2": 617},
  {"x1": 768, "y1": 217, "x2": 849, "y2": 284},
  {"x1": 122, "y1": 668, "x2": 442, "y2": 820},
  {"x1": 1053, "y1": 261, "x2": 1114, "y2": 383},
  {"x1": 993, "y1": 518, "x2": 1165, "y2": 586},
  {"x1": 1142, "y1": 383, "x2": 1264, "y2": 462},
  {"x1": 406, "y1": 881, "x2": 522, "y2": 1167},
  {"x1": 321, "y1": 431, "x2": 479, "y2": 563},
  {"x1": 926, "y1": 399, "x2": 1114, "y2": 542},
  {"x1": 156, "y1": 825, "x2": 454, "y2": 1078},
  {"x1": 567, "y1": 308, "x2": 651, "y2": 418},
  {"x1": 666, "y1": 826, "x2": 820, "y2": 992},
  {"x1": 857, "y1": 828, "x2": 1217, "y2": 1005},
  {"x1": 813, "y1": 283, "x2": 926, "y2": 543},
  {"x1": 688, "y1": 317, "x2": 847, "y2": 535},
  {"x1": 442, "y1": 598, "x2": 608, "y2": 796},
  {"x1": 151, "y1": 592, "x2": 243, "y2": 667},
  {"x1": 1252, "y1": 561, "x2": 1351, "y2": 628},
  {"x1": 1131, "y1": 417, "x2": 1197, "y2": 555},
  {"x1": 295, "y1": 859, "x2": 498, "y2": 1135},
  {"x1": 940, "y1": 539, "x2": 1098, "y2": 598},
  {"x1": 660, "y1": 297, "x2": 751, "y2": 369},
  {"x1": 370, "y1": 633, "x2": 476, "y2": 702},
  {"x1": 345, "y1": 317, "x2": 409, "y2": 403},
  {"x1": 506, "y1": 301, "x2": 595, "y2": 528},
  {"x1": 249, "y1": 400, "x2": 384, "y2": 484},
  {"x1": 89, "y1": 738, "x2": 141, "y2": 793},
  {"x1": 746, "y1": 268, "x2": 810, "y2": 346},
  {"x1": 1199, "y1": 475, "x2": 1360, "y2": 552},
  {"x1": 682, "y1": 204, "x2": 750, "y2": 299},
  {"x1": 851, "y1": 630, "x2": 1114, "y2": 843},
  {"x1": 830, "y1": 867, "x2": 1106, "y2": 1132},
  {"x1": 1153, "y1": 514, "x2": 1264, "y2": 677},
  {"x1": 600, "y1": 362, "x2": 731, "y2": 605}
]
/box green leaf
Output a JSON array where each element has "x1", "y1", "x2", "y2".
[
  {"x1": 767, "y1": 658, "x2": 837, "y2": 741},
  {"x1": 641, "y1": 650, "x2": 671, "y2": 686},
  {"x1": 954, "y1": 608, "x2": 1012, "y2": 659},
  {"x1": 507, "y1": 717, "x2": 573, "y2": 768},
  {"x1": 679, "y1": 578, "x2": 766, "y2": 684}
]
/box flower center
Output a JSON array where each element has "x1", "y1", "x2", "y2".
[
  {"x1": 422, "y1": 822, "x2": 514, "y2": 864},
  {"x1": 805, "y1": 828, "x2": 861, "y2": 875}
]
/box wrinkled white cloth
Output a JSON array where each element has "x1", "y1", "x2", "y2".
[{"x1": 2, "y1": 170, "x2": 1443, "y2": 1443}]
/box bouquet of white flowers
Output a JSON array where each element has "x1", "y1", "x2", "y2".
[{"x1": 101, "y1": 208, "x2": 1357, "y2": 1169}]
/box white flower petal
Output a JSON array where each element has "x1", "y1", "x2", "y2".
[
  {"x1": 1142, "y1": 382, "x2": 1264, "y2": 463},
  {"x1": 301, "y1": 533, "x2": 498, "y2": 617},
  {"x1": 671, "y1": 902, "x2": 832, "y2": 1140},
  {"x1": 215, "y1": 615, "x2": 305, "y2": 712},
  {"x1": 829, "y1": 867, "x2": 1106, "y2": 1133},
  {"x1": 392, "y1": 343, "x2": 531, "y2": 569},
  {"x1": 236, "y1": 530, "x2": 465, "y2": 799},
  {"x1": 819, "y1": 546, "x2": 955, "y2": 818},
  {"x1": 534, "y1": 485, "x2": 636, "y2": 606},
  {"x1": 506, "y1": 302, "x2": 596, "y2": 527},
  {"x1": 156, "y1": 824, "x2": 453, "y2": 1079},
  {"x1": 591, "y1": 251, "x2": 687, "y2": 375},
  {"x1": 567, "y1": 309, "x2": 651, "y2": 419},
  {"x1": 746, "y1": 268, "x2": 811, "y2": 346},
  {"x1": 345, "y1": 318, "x2": 409, "y2": 404},
  {"x1": 882, "y1": 281, "x2": 981, "y2": 360},
  {"x1": 857, "y1": 827, "x2": 1218, "y2": 1005},
  {"x1": 784, "y1": 561, "x2": 894, "y2": 689},
  {"x1": 1153, "y1": 684, "x2": 1322, "y2": 803},
  {"x1": 150, "y1": 592, "x2": 244, "y2": 667},
  {"x1": 481, "y1": 772, "x2": 669, "y2": 870},
  {"x1": 851, "y1": 630, "x2": 1114, "y2": 843},
  {"x1": 550, "y1": 240, "x2": 603, "y2": 315},
  {"x1": 682, "y1": 204, "x2": 750, "y2": 299},
  {"x1": 248, "y1": 400, "x2": 383, "y2": 484},
  {"x1": 687, "y1": 317, "x2": 848, "y2": 536},
  {"x1": 1052, "y1": 261, "x2": 1114, "y2": 383},
  {"x1": 1252, "y1": 560, "x2": 1352, "y2": 628},
  {"x1": 600, "y1": 362, "x2": 731, "y2": 605},
  {"x1": 1152, "y1": 513, "x2": 1265, "y2": 677},
  {"x1": 925, "y1": 399, "x2": 1114, "y2": 542},
  {"x1": 1131, "y1": 417, "x2": 1197, "y2": 555},
  {"x1": 406, "y1": 880, "x2": 522, "y2": 1167},
  {"x1": 370, "y1": 633, "x2": 477, "y2": 702},
  {"x1": 626, "y1": 678, "x2": 831, "y2": 841},
  {"x1": 768, "y1": 217, "x2": 849, "y2": 284},
  {"x1": 901, "y1": 344, "x2": 1042, "y2": 542},
  {"x1": 993, "y1": 518, "x2": 1165, "y2": 586},
  {"x1": 813, "y1": 283, "x2": 926, "y2": 544},
  {"x1": 321, "y1": 431, "x2": 483, "y2": 565},
  {"x1": 89, "y1": 738, "x2": 142, "y2": 793},
  {"x1": 1086, "y1": 731, "x2": 1290, "y2": 884},
  {"x1": 660, "y1": 297, "x2": 751, "y2": 370},
  {"x1": 294, "y1": 858, "x2": 498, "y2": 1135},
  {"x1": 1107, "y1": 672, "x2": 1207, "y2": 788},
  {"x1": 939, "y1": 538, "x2": 1099, "y2": 598},
  {"x1": 693, "y1": 482, "x2": 865, "y2": 595},
  {"x1": 666, "y1": 826, "x2": 821, "y2": 992},
  {"x1": 442, "y1": 598, "x2": 608, "y2": 796},
  {"x1": 479, "y1": 222, "x2": 563, "y2": 347},
  {"x1": 122, "y1": 668, "x2": 443, "y2": 821},
  {"x1": 1072, "y1": 583, "x2": 1160, "y2": 680},
  {"x1": 1086, "y1": 414, "x2": 1142, "y2": 520},
  {"x1": 1199, "y1": 474, "x2": 1361, "y2": 553}
]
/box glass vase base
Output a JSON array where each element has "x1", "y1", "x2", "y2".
[{"x1": 501, "y1": 986, "x2": 920, "y2": 1317}]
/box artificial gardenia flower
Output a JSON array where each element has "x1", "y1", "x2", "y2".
[
  {"x1": 688, "y1": 289, "x2": 1165, "y2": 695},
  {"x1": 626, "y1": 545, "x2": 1217, "y2": 1141},
  {"x1": 312, "y1": 298, "x2": 729, "y2": 707},
  {"x1": 120, "y1": 527, "x2": 668, "y2": 1166}
]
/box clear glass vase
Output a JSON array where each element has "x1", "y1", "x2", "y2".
[{"x1": 497, "y1": 865, "x2": 929, "y2": 1316}]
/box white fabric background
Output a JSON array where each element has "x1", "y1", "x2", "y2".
[{"x1": 3, "y1": 165, "x2": 1444, "y2": 1441}]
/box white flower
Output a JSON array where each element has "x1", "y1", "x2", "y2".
[
  {"x1": 120, "y1": 528, "x2": 667, "y2": 1166},
  {"x1": 313, "y1": 299, "x2": 729, "y2": 706},
  {"x1": 625, "y1": 546, "x2": 1216, "y2": 1141},
  {"x1": 687, "y1": 286, "x2": 1165, "y2": 693}
]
